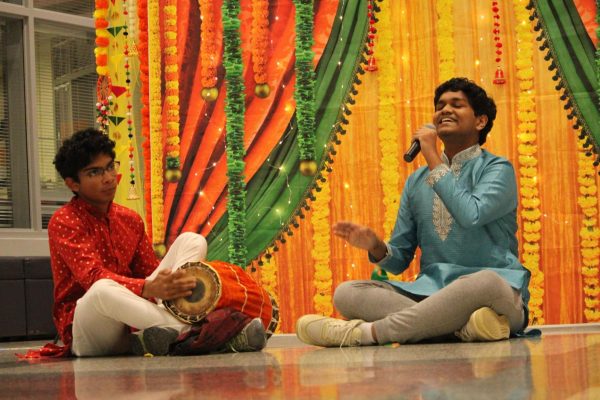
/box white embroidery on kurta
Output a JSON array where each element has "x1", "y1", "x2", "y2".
[{"x1": 429, "y1": 145, "x2": 482, "y2": 241}]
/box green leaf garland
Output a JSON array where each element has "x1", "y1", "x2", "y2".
[
  {"x1": 293, "y1": 0, "x2": 316, "y2": 161},
  {"x1": 222, "y1": 0, "x2": 247, "y2": 266}
]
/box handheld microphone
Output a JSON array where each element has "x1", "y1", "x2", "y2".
[{"x1": 403, "y1": 123, "x2": 435, "y2": 163}]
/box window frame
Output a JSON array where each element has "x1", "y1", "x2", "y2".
[{"x1": 0, "y1": 0, "x2": 93, "y2": 255}]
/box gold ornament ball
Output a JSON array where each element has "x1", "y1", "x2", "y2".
[
  {"x1": 153, "y1": 244, "x2": 167, "y2": 258},
  {"x1": 165, "y1": 168, "x2": 181, "y2": 183},
  {"x1": 299, "y1": 160, "x2": 318, "y2": 176},
  {"x1": 254, "y1": 83, "x2": 270, "y2": 98},
  {"x1": 201, "y1": 87, "x2": 219, "y2": 102}
]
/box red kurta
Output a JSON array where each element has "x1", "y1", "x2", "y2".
[{"x1": 47, "y1": 196, "x2": 159, "y2": 351}]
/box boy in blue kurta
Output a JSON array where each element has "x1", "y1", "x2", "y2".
[{"x1": 296, "y1": 77, "x2": 531, "y2": 346}]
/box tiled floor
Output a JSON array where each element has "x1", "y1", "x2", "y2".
[{"x1": 1, "y1": 324, "x2": 599, "y2": 399}]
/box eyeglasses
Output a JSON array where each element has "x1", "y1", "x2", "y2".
[{"x1": 83, "y1": 162, "x2": 117, "y2": 179}]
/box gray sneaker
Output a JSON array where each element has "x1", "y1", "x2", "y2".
[
  {"x1": 226, "y1": 318, "x2": 267, "y2": 352},
  {"x1": 130, "y1": 326, "x2": 179, "y2": 356}
]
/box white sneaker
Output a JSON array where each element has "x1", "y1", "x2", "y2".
[
  {"x1": 456, "y1": 307, "x2": 510, "y2": 342},
  {"x1": 296, "y1": 314, "x2": 364, "y2": 347}
]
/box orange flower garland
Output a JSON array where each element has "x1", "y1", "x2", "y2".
[
  {"x1": 163, "y1": 0, "x2": 181, "y2": 181},
  {"x1": 199, "y1": 0, "x2": 219, "y2": 102},
  {"x1": 137, "y1": 0, "x2": 153, "y2": 236},
  {"x1": 259, "y1": 257, "x2": 281, "y2": 333},
  {"x1": 514, "y1": 0, "x2": 544, "y2": 325},
  {"x1": 251, "y1": 0, "x2": 270, "y2": 97},
  {"x1": 94, "y1": 0, "x2": 110, "y2": 76}
]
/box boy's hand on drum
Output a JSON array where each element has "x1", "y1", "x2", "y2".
[{"x1": 142, "y1": 269, "x2": 197, "y2": 300}]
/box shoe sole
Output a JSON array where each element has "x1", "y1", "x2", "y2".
[
  {"x1": 132, "y1": 327, "x2": 179, "y2": 356},
  {"x1": 296, "y1": 315, "x2": 325, "y2": 346},
  {"x1": 471, "y1": 307, "x2": 510, "y2": 341}
]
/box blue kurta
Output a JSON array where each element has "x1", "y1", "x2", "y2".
[{"x1": 374, "y1": 145, "x2": 531, "y2": 321}]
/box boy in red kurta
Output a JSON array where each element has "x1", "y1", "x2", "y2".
[{"x1": 47, "y1": 128, "x2": 265, "y2": 356}]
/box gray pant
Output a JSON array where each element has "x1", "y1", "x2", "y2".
[{"x1": 333, "y1": 270, "x2": 525, "y2": 344}]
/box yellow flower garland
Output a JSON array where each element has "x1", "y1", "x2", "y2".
[
  {"x1": 514, "y1": 0, "x2": 544, "y2": 325},
  {"x1": 436, "y1": 0, "x2": 455, "y2": 82},
  {"x1": 576, "y1": 138, "x2": 600, "y2": 321},
  {"x1": 163, "y1": 2, "x2": 181, "y2": 168},
  {"x1": 376, "y1": 0, "x2": 402, "y2": 282},
  {"x1": 148, "y1": 0, "x2": 165, "y2": 251},
  {"x1": 311, "y1": 174, "x2": 333, "y2": 316},
  {"x1": 259, "y1": 256, "x2": 281, "y2": 333}
]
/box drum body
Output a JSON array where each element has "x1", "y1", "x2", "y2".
[{"x1": 163, "y1": 260, "x2": 278, "y2": 335}]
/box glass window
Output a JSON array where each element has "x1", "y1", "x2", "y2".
[
  {"x1": 35, "y1": 21, "x2": 96, "y2": 227},
  {"x1": 33, "y1": 0, "x2": 94, "y2": 17},
  {"x1": 0, "y1": 16, "x2": 29, "y2": 228}
]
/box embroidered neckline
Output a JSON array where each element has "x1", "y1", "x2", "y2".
[
  {"x1": 441, "y1": 144, "x2": 482, "y2": 176},
  {"x1": 432, "y1": 144, "x2": 482, "y2": 241}
]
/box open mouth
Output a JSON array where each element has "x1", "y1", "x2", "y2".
[{"x1": 439, "y1": 118, "x2": 455, "y2": 126}]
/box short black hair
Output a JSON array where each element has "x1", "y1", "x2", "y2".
[
  {"x1": 53, "y1": 128, "x2": 116, "y2": 181},
  {"x1": 434, "y1": 77, "x2": 497, "y2": 145}
]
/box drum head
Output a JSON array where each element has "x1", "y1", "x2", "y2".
[{"x1": 163, "y1": 262, "x2": 221, "y2": 324}]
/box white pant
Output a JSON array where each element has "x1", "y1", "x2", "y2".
[{"x1": 71, "y1": 232, "x2": 207, "y2": 356}]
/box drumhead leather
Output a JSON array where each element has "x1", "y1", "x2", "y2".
[{"x1": 163, "y1": 261, "x2": 221, "y2": 324}]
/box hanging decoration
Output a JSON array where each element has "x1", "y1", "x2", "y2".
[
  {"x1": 492, "y1": 1, "x2": 506, "y2": 84},
  {"x1": 294, "y1": 0, "x2": 317, "y2": 176},
  {"x1": 222, "y1": 0, "x2": 247, "y2": 267},
  {"x1": 163, "y1": 0, "x2": 181, "y2": 182},
  {"x1": 515, "y1": 0, "x2": 544, "y2": 325},
  {"x1": 148, "y1": 0, "x2": 166, "y2": 256},
  {"x1": 94, "y1": 0, "x2": 110, "y2": 77},
  {"x1": 365, "y1": 0, "x2": 378, "y2": 72},
  {"x1": 258, "y1": 257, "x2": 281, "y2": 332},
  {"x1": 200, "y1": 0, "x2": 219, "y2": 102},
  {"x1": 95, "y1": 77, "x2": 112, "y2": 134},
  {"x1": 251, "y1": 0, "x2": 271, "y2": 97},
  {"x1": 123, "y1": 0, "x2": 140, "y2": 200}
]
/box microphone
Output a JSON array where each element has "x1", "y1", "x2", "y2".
[{"x1": 403, "y1": 123, "x2": 435, "y2": 162}]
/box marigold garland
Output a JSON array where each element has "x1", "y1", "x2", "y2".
[
  {"x1": 258, "y1": 257, "x2": 281, "y2": 333},
  {"x1": 293, "y1": 0, "x2": 316, "y2": 162},
  {"x1": 137, "y1": 0, "x2": 152, "y2": 236},
  {"x1": 148, "y1": 0, "x2": 165, "y2": 253},
  {"x1": 251, "y1": 0, "x2": 270, "y2": 96},
  {"x1": 311, "y1": 172, "x2": 333, "y2": 316},
  {"x1": 374, "y1": 0, "x2": 403, "y2": 282},
  {"x1": 576, "y1": 137, "x2": 600, "y2": 321},
  {"x1": 514, "y1": 0, "x2": 544, "y2": 325},
  {"x1": 163, "y1": 1, "x2": 181, "y2": 177},
  {"x1": 94, "y1": 0, "x2": 110, "y2": 76},
  {"x1": 222, "y1": 0, "x2": 247, "y2": 266},
  {"x1": 200, "y1": 0, "x2": 219, "y2": 95},
  {"x1": 436, "y1": 0, "x2": 455, "y2": 81}
]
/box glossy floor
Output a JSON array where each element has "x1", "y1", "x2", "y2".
[{"x1": 1, "y1": 324, "x2": 599, "y2": 399}]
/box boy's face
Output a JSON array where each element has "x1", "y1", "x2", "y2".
[
  {"x1": 433, "y1": 90, "x2": 488, "y2": 146},
  {"x1": 65, "y1": 153, "x2": 117, "y2": 211}
]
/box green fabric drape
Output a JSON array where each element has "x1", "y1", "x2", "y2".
[{"x1": 531, "y1": 0, "x2": 599, "y2": 152}]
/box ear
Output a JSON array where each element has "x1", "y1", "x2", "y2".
[
  {"x1": 65, "y1": 177, "x2": 80, "y2": 194},
  {"x1": 475, "y1": 114, "x2": 488, "y2": 131}
]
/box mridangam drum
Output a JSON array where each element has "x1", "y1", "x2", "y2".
[{"x1": 163, "y1": 260, "x2": 279, "y2": 336}]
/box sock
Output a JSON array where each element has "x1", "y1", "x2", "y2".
[{"x1": 359, "y1": 322, "x2": 376, "y2": 345}]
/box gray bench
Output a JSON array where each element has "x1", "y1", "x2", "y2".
[{"x1": 0, "y1": 257, "x2": 56, "y2": 340}]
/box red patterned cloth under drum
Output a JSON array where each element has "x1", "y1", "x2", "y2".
[{"x1": 163, "y1": 260, "x2": 278, "y2": 334}]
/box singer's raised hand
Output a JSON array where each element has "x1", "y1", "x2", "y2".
[{"x1": 333, "y1": 221, "x2": 388, "y2": 261}]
